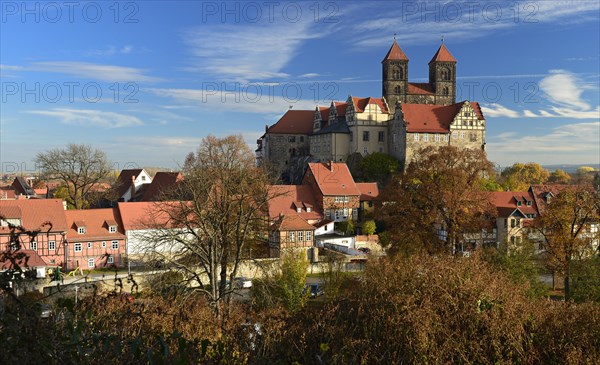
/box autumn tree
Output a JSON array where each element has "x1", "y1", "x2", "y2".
[
  {"x1": 501, "y1": 162, "x2": 550, "y2": 191},
  {"x1": 378, "y1": 146, "x2": 495, "y2": 255},
  {"x1": 140, "y1": 135, "x2": 272, "y2": 317},
  {"x1": 362, "y1": 220, "x2": 376, "y2": 235},
  {"x1": 35, "y1": 144, "x2": 111, "y2": 209},
  {"x1": 534, "y1": 186, "x2": 600, "y2": 300},
  {"x1": 548, "y1": 169, "x2": 571, "y2": 185}
]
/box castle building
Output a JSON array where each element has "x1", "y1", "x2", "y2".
[{"x1": 256, "y1": 40, "x2": 486, "y2": 178}]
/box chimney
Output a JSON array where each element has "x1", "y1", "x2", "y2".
[
  {"x1": 131, "y1": 175, "x2": 136, "y2": 201},
  {"x1": 329, "y1": 161, "x2": 334, "y2": 172},
  {"x1": 265, "y1": 124, "x2": 268, "y2": 133}
]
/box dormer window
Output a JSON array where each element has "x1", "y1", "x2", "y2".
[
  {"x1": 141, "y1": 175, "x2": 146, "y2": 181},
  {"x1": 526, "y1": 201, "x2": 532, "y2": 206},
  {"x1": 307, "y1": 207, "x2": 312, "y2": 213},
  {"x1": 109, "y1": 226, "x2": 117, "y2": 233},
  {"x1": 516, "y1": 201, "x2": 522, "y2": 207},
  {"x1": 78, "y1": 227, "x2": 86, "y2": 234},
  {"x1": 296, "y1": 207, "x2": 302, "y2": 213}
]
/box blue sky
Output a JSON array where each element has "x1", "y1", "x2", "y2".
[{"x1": 1, "y1": 0, "x2": 599, "y2": 173}]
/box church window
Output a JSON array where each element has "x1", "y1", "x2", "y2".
[
  {"x1": 288, "y1": 136, "x2": 296, "y2": 142},
  {"x1": 443, "y1": 87, "x2": 449, "y2": 95},
  {"x1": 399, "y1": 67, "x2": 404, "y2": 79},
  {"x1": 394, "y1": 86, "x2": 401, "y2": 93},
  {"x1": 392, "y1": 68, "x2": 400, "y2": 79}
]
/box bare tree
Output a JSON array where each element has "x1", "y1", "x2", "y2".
[
  {"x1": 141, "y1": 135, "x2": 272, "y2": 318},
  {"x1": 35, "y1": 144, "x2": 111, "y2": 209}
]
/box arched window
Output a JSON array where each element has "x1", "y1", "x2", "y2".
[
  {"x1": 399, "y1": 66, "x2": 404, "y2": 79},
  {"x1": 441, "y1": 68, "x2": 451, "y2": 81},
  {"x1": 394, "y1": 85, "x2": 401, "y2": 94},
  {"x1": 392, "y1": 68, "x2": 400, "y2": 80}
]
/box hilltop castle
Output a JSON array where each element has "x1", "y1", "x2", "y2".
[{"x1": 256, "y1": 41, "x2": 486, "y2": 182}]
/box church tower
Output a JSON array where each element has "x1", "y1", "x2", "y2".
[
  {"x1": 382, "y1": 39, "x2": 409, "y2": 114},
  {"x1": 428, "y1": 42, "x2": 457, "y2": 105}
]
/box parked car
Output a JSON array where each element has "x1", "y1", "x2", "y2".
[
  {"x1": 36, "y1": 303, "x2": 52, "y2": 319},
  {"x1": 358, "y1": 247, "x2": 371, "y2": 254},
  {"x1": 234, "y1": 277, "x2": 253, "y2": 289},
  {"x1": 304, "y1": 284, "x2": 324, "y2": 298}
]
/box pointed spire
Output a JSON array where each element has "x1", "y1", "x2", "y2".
[
  {"x1": 382, "y1": 39, "x2": 409, "y2": 63},
  {"x1": 429, "y1": 43, "x2": 456, "y2": 64}
]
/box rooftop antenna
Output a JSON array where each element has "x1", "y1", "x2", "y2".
[
  {"x1": 441, "y1": 35, "x2": 444, "y2": 43},
  {"x1": 393, "y1": 33, "x2": 397, "y2": 41}
]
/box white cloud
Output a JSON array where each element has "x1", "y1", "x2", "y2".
[
  {"x1": 182, "y1": 20, "x2": 330, "y2": 82},
  {"x1": 27, "y1": 108, "x2": 143, "y2": 128},
  {"x1": 0, "y1": 64, "x2": 23, "y2": 78},
  {"x1": 299, "y1": 73, "x2": 322, "y2": 78},
  {"x1": 487, "y1": 122, "x2": 600, "y2": 166},
  {"x1": 29, "y1": 61, "x2": 161, "y2": 83},
  {"x1": 539, "y1": 70, "x2": 591, "y2": 110},
  {"x1": 87, "y1": 45, "x2": 134, "y2": 57},
  {"x1": 145, "y1": 87, "x2": 317, "y2": 114},
  {"x1": 481, "y1": 103, "x2": 520, "y2": 118}
]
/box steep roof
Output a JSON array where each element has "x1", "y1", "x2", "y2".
[
  {"x1": 490, "y1": 191, "x2": 537, "y2": 218},
  {"x1": 12, "y1": 177, "x2": 35, "y2": 196},
  {"x1": 141, "y1": 172, "x2": 183, "y2": 201},
  {"x1": 402, "y1": 101, "x2": 484, "y2": 133},
  {"x1": 351, "y1": 97, "x2": 389, "y2": 114},
  {"x1": 313, "y1": 119, "x2": 351, "y2": 135},
  {"x1": 356, "y1": 183, "x2": 379, "y2": 201},
  {"x1": 382, "y1": 40, "x2": 409, "y2": 62},
  {"x1": 407, "y1": 83, "x2": 434, "y2": 95},
  {"x1": 271, "y1": 214, "x2": 315, "y2": 231},
  {"x1": 305, "y1": 162, "x2": 360, "y2": 196},
  {"x1": 429, "y1": 43, "x2": 457, "y2": 63},
  {"x1": 267, "y1": 110, "x2": 315, "y2": 135},
  {"x1": 0, "y1": 199, "x2": 68, "y2": 232},
  {"x1": 65, "y1": 208, "x2": 125, "y2": 241},
  {"x1": 529, "y1": 184, "x2": 572, "y2": 216},
  {"x1": 268, "y1": 185, "x2": 322, "y2": 221},
  {"x1": 116, "y1": 169, "x2": 143, "y2": 197}
]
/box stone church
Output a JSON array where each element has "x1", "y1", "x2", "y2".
[{"x1": 256, "y1": 40, "x2": 486, "y2": 180}]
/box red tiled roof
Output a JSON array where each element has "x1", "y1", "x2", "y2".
[
  {"x1": 429, "y1": 43, "x2": 457, "y2": 63},
  {"x1": 529, "y1": 184, "x2": 572, "y2": 216},
  {"x1": 117, "y1": 201, "x2": 184, "y2": 230},
  {"x1": 268, "y1": 185, "x2": 322, "y2": 221},
  {"x1": 356, "y1": 183, "x2": 379, "y2": 201},
  {"x1": 0, "y1": 199, "x2": 67, "y2": 232},
  {"x1": 141, "y1": 172, "x2": 183, "y2": 201},
  {"x1": 267, "y1": 110, "x2": 315, "y2": 135},
  {"x1": 491, "y1": 191, "x2": 537, "y2": 217},
  {"x1": 407, "y1": 83, "x2": 434, "y2": 95},
  {"x1": 335, "y1": 102, "x2": 347, "y2": 117},
  {"x1": 382, "y1": 40, "x2": 409, "y2": 62},
  {"x1": 402, "y1": 101, "x2": 484, "y2": 133},
  {"x1": 65, "y1": 208, "x2": 125, "y2": 241},
  {"x1": 306, "y1": 162, "x2": 360, "y2": 196},
  {"x1": 272, "y1": 214, "x2": 315, "y2": 231},
  {"x1": 0, "y1": 249, "x2": 48, "y2": 269},
  {"x1": 351, "y1": 97, "x2": 389, "y2": 114}
]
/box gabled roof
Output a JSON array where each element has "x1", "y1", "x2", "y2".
[
  {"x1": 382, "y1": 40, "x2": 409, "y2": 62},
  {"x1": 529, "y1": 184, "x2": 572, "y2": 216},
  {"x1": 350, "y1": 97, "x2": 389, "y2": 114},
  {"x1": 356, "y1": 182, "x2": 379, "y2": 201},
  {"x1": 402, "y1": 101, "x2": 484, "y2": 133},
  {"x1": 0, "y1": 199, "x2": 68, "y2": 232},
  {"x1": 429, "y1": 43, "x2": 457, "y2": 63},
  {"x1": 305, "y1": 162, "x2": 360, "y2": 196},
  {"x1": 268, "y1": 185, "x2": 322, "y2": 221},
  {"x1": 490, "y1": 191, "x2": 537, "y2": 218},
  {"x1": 141, "y1": 172, "x2": 183, "y2": 201},
  {"x1": 12, "y1": 177, "x2": 35, "y2": 196},
  {"x1": 267, "y1": 110, "x2": 315, "y2": 135},
  {"x1": 407, "y1": 83, "x2": 434, "y2": 95},
  {"x1": 65, "y1": 208, "x2": 125, "y2": 241},
  {"x1": 271, "y1": 214, "x2": 315, "y2": 231},
  {"x1": 116, "y1": 169, "x2": 144, "y2": 197}
]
